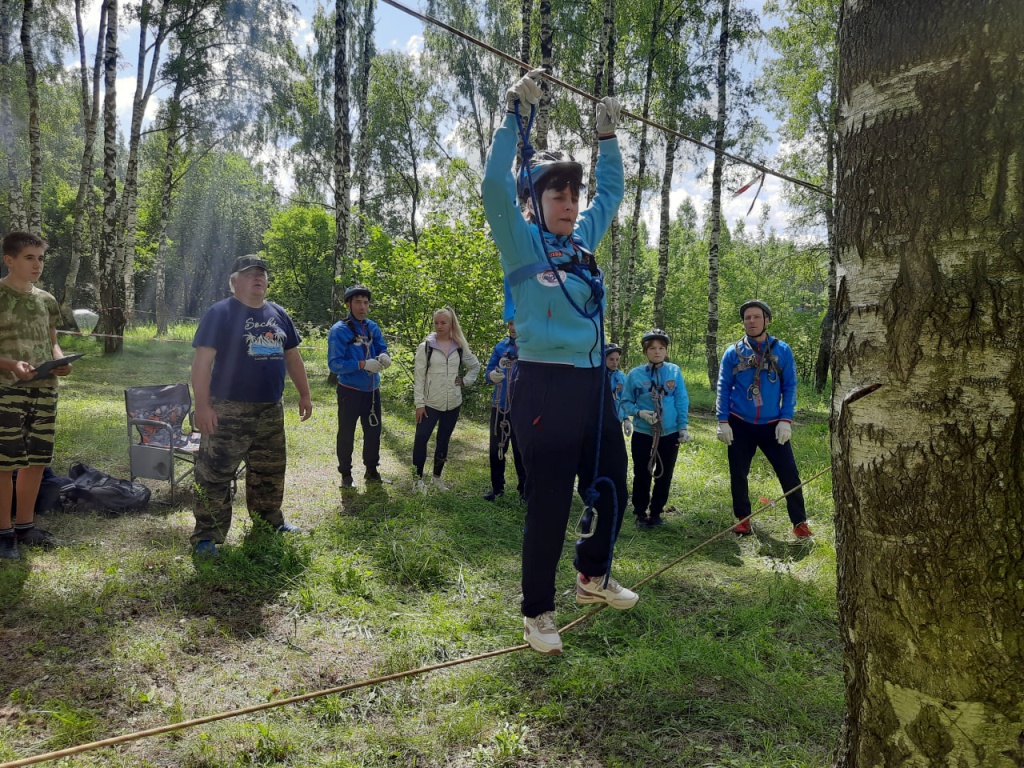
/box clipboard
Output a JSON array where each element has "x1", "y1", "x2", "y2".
[{"x1": 21, "y1": 354, "x2": 85, "y2": 383}]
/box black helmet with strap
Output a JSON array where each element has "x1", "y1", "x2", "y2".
[
  {"x1": 517, "y1": 150, "x2": 584, "y2": 201},
  {"x1": 739, "y1": 299, "x2": 772, "y2": 321},
  {"x1": 641, "y1": 328, "x2": 670, "y2": 348},
  {"x1": 344, "y1": 284, "x2": 371, "y2": 303},
  {"x1": 604, "y1": 342, "x2": 622, "y2": 356}
]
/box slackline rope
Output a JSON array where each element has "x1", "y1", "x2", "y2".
[
  {"x1": 378, "y1": 0, "x2": 831, "y2": 199},
  {"x1": 0, "y1": 465, "x2": 831, "y2": 768}
]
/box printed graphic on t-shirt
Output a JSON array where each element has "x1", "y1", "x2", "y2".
[
  {"x1": 244, "y1": 317, "x2": 288, "y2": 359},
  {"x1": 537, "y1": 270, "x2": 562, "y2": 288}
]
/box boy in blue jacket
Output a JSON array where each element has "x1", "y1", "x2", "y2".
[
  {"x1": 328, "y1": 285, "x2": 391, "y2": 489},
  {"x1": 482, "y1": 68, "x2": 637, "y2": 655},
  {"x1": 621, "y1": 329, "x2": 689, "y2": 529},
  {"x1": 716, "y1": 300, "x2": 811, "y2": 538},
  {"x1": 483, "y1": 321, "x2": 525, "y2": 501}
]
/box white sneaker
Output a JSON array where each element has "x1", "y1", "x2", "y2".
[
  {"x1": 575, "y1": 573, "x2": 639, "y2": 610},
  {"x1": 523, "y1": 611, "x2": 562, "y2": 654},
  {"x1": 431, "y1": 475, "x2": 450, "y2": 491},
  {"x1": 413, "y1": 478, "x2": 427, "y2": 496}
]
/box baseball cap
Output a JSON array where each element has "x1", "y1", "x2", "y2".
[{"x1": 232, "y1": 254, "x2": 269, "y2": 274}]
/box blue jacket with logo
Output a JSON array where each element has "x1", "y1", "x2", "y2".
[
  {"x1": 328, "y1": 316, "x2": 389, "y2": 392},
  {"x1": 485, "y1": 336, "x2": 518, "y2": 408},
  {"x1": 482, "y1": 113, "x2": 624, "y2": 368},
  {"x1": 716, "y1": 335, "x2": 797, "y2": 424},
  {"x1": 607, "y1": 368, "x2": 627, "y2": 420},
  {"x1": 622, "y1": 361, "x2": 689, "y2": 436}
]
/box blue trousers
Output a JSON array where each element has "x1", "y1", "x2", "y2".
[
  {"x1": 726, "y1": 415, "x2": 806, "y2": 525},
  {"x1": 511, "y1": 362, "x2": 628, "y2": 618}
]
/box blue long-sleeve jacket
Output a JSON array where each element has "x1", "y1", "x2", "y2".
[
  {"x1": 716, "y1": 335, "x2": 797, "y2": 424},
  {"x1": 482, "y1": 113, "x2": 624, "y2": 368},
  {"x1": 622, "y1": 362, "x2": 689, "y2": 436},
  {"x1": 485, "y1": 336, "x2": 518, "y2": 408},
  {"x1": 607, "y1": 368, "x2": 627, "y2": 420},
  {"x1": 328, "y1": 316, "x2": 389, "y2": 392}
]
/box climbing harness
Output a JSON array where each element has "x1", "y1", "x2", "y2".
[
  {"x1": 346, "y1": 316, "x2": 381, "y2": 426},
  {"x1": 493, "y1": 342, "x2": 517, "y2": 461},
  {"x1": 732, "y1": 337, "x2": 780, "y2": 408},
  {"x1": 647, "y1": 384, "x2": 664, "y2": 480}
]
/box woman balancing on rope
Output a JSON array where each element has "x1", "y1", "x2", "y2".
[
  {"x1": 621, "y1": 329, "x2": 690, "y2": 530},
  {"x1": 482, "y1": 68, "x2": 637, "y2": 655}
]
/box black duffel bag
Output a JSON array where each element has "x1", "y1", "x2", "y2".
[{"x1": 66, "y1": 462, "x2": 151, "y2": 515}]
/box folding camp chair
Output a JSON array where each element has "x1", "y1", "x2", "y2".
[{"x1": 125, "y1": 384, "x2": 201, "y2": 503}]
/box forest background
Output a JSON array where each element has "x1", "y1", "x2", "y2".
[{"x1": 0, "y1": 0, "x2": 836, "y2": 386}]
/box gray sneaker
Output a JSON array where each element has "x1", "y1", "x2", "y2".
[
  {"x1": 575, "y1": 573, "x2": 639, "y2": 610},
  {"x1": 523, "y1": 611, "x2": 562, "y2": 655}
]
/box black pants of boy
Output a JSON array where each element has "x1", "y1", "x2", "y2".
[
  {"x1": 630, "y1": 430, "x2": 680, "y2": 519},
  {"x1": 413, "y1": 405, "x2": 461, "y2": 477},
  {"x1": 726, "y1": 415, "x2": 806, "y2": 525},
  {"x1": 336, "y1": 387, "x2": 381, "y2": 476},
  {"x1": 511, "y1": 362, "x2": 628, "y2": 618},
  {"x1": 489, "y1": 406, "x2": 525, "y2": 496}
]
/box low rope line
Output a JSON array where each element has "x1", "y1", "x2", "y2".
[
  {"x1": 378, "y1": 0, "x2": 830, "y2": 199},
  {"x1": 56, "y1": 329, "x2": 327, "y2": 353},
  {"x1": 0, "y1": 465, "x2": 832, "y2": 768}
]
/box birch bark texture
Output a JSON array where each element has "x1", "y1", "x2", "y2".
[{"x1": 833, "y1": 1, "x2": 1024, "y2": 766}]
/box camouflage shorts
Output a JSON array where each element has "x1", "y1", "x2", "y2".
[{"x1": 0, "y1": 385, "x2": 57, "y2": 472}]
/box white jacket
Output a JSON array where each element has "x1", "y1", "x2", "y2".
[{"x1": 414, "y1": 335, "x2": 481, "y2": 411}]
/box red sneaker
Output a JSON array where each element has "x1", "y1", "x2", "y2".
[
  {"x1": 792, "y1": 522, "x2": 813, "y2": 539},
  {"x1": 733, "y1": 518, "x2": 752, "y2": 535}
]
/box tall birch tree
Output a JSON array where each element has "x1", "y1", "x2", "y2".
[{"x1": 833, "y1": 0, "x2": 1024, "y2": 764}]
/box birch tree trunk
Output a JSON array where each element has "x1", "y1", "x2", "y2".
[
  {"x1": 533, "y1": 0, "x2": 550, "y2": 150},
  {"x1": 154, "y1": 84, "x2": 183, "y2": 336},
  {"x1": 116, "y1": 0, "x2": 169, "y2": 326},
  {"x1": 352, "y1": 0, "x2": 375, "y2": 255},
  {"x1": 833, "y1": 1, "x2": 1024, "y2": 764},
  {"x1": 20, "y1": 0, "x2": 41, "y2": 232},
  {"x1": 653, "y1": 136, "x2": 678, "y2": 330},
  {"x1": 617, "y1": 0, "x2": 663, "y2": 353},
  {"x1": 0, "y1": 0, "x2": 25, "y2": 231},
  {"x1": 705, "y1": 0, "x2": 729, "y2": 389},
  {"x1": 332, "y1": 0, "x2": 352, "y2": 317},
  {"x1": 61, "y1": 0, "x2": 106, "y2": 324},
  {"x1": 98, "y1": 0, "x2": 122, "y2": 353},
  {"x1": 813, "y1": 117, "x2": 837, "y2": 391}
]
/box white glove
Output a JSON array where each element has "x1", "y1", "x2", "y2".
[
  {"x1": 505, "y1": 68, "x2": 544, "y2": 112},
  {"x1": 363, "y1": 358, "x2": 382, "y2": 374},
  {"x1": 488, "y1": 369, "x2": 505, "y2": 384},
  {"x1": 717, "y1": 422, "x2": 733, "y2": 446},
  {"x1": 376, "y1": 353, "x2": 392, "y2": 369},
  {"x1": 596, "y1": 96, "x2": 621, "y2": 135},
  {"x1": 775, "y1": 421, "x2": 792, "y2": 445},
  {"x1": 622, "y1": 419, "x2": 633, "y2": 437},
  {"x1": 679, "y1": 429, "x2": 690, "y2": 444},
  {"x1": 637, "y1": 410, "x2": 658, "y2": 426}
]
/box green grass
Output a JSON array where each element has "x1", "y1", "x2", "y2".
[{"x1": 0, "y1": 328, "x2": 841, "y2": 767}]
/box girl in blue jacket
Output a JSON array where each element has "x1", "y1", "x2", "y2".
[
  {"x1": 482, "y1": 69, "x2": 637, "y2": 655},
  {"x1": 621, "y1": 329, "x2": 689, "y2": 529}
]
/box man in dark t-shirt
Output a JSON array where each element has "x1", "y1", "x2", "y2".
[{"x1": 189, "y1": 254, "x2": 313, "y2": 555}]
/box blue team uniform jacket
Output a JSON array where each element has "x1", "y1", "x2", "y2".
[
  {"x1": 485, "y1": 336, "x2": 518, "y2": 408},
  {"x1": 328, "y1": 316, "x2": 389, "y2": 392},
  {"x1": 621, "y1": 362, "x2": 689, "y2": 436},
  {"x1": 716, "y1": 335, "x2": 797, "y2": 424},
  {"x1": 482, "y1": 113, "x2": 624, "y2": 368},
  {"x1": 608, "y1": 368, "x2": 627, "y2": 420}
]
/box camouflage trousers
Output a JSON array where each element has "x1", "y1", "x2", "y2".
[{"x1": 191, "y1": 398, "x2": 287, "y2": 545}]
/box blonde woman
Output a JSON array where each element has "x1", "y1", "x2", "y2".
[{"x1": 412, "y1": 308, "x2": 480, "y2": 492}]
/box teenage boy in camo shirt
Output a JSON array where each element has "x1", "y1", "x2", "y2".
[{"x1": 0, "y1": 232, "x2": 72, "y2": 560}]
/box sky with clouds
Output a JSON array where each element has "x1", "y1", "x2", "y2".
[{"x1": 71, "y1": 0, "x2": 819, "y2": 245}]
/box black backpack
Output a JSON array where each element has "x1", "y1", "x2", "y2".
[{"x1": 66, "y1": 462, "x2": 152, "y2": 515}]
